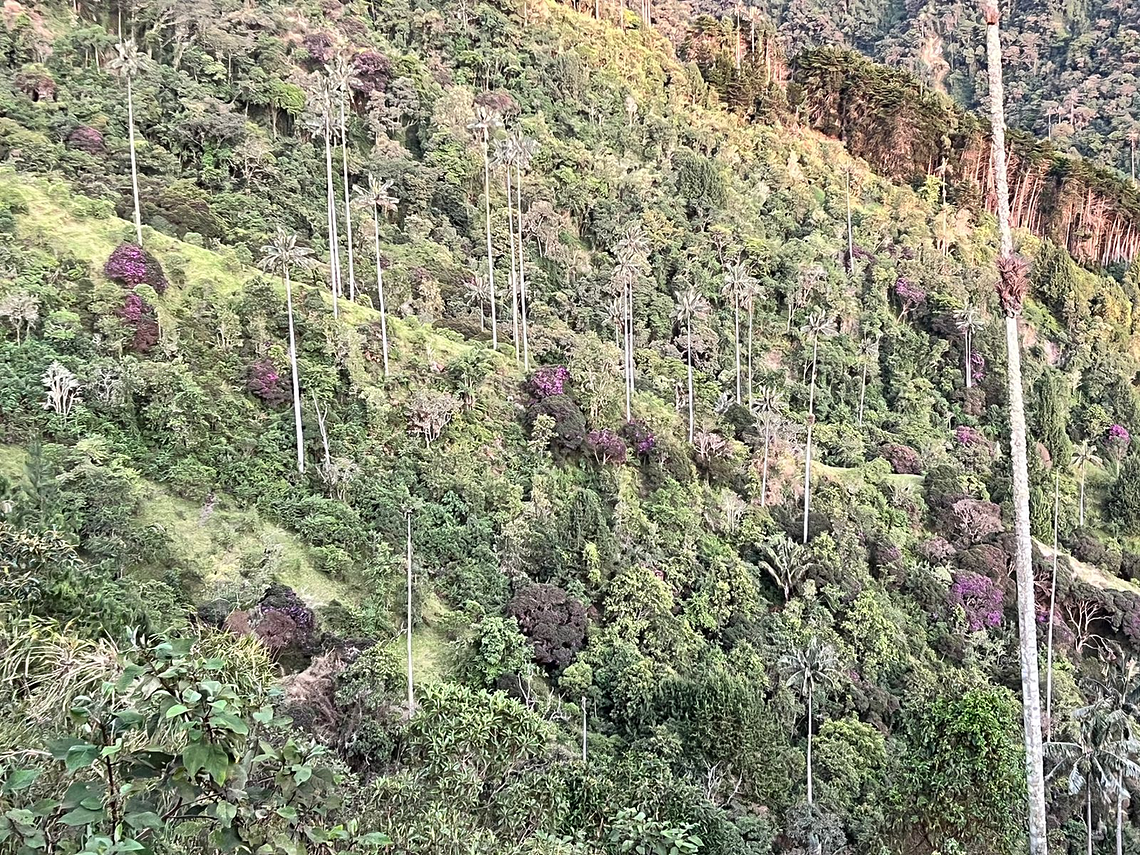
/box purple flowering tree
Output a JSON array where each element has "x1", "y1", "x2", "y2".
[
  {"x1": 948, "y1": 571, "x2": 1004, "y2": 631},
  {"x1": 621, "y1": 420, "x2": 658, "y2": 459},
  {"x1": 586, "y1": 428, "x2": 627, "y2": 465},
  {"x1": 893, "y1": 277, "x2": 926, "y2": 320},
  {"x1": 118, "y1": 293, "x2": 158, "y2": 353},
  {"x1": 1105, "y1": 424, "x2": 1131, "y2": 474},
  {"x1": 247, "y1": 359, "x2": 288, "y2": 406},
  {"x1": 104, "y1": 243, "x2": 168, "y2": 294},
  {"x1": 528, "y1": 365, "x2": 570, "y2": 399}
]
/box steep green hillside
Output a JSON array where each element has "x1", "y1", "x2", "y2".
[{"x1": 3, "y1": 0, "x2": 1140, "y2": 853}]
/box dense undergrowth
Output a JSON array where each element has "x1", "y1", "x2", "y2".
[{"x1": 3, "y1": 0, "x2": 1140, "y2": 853}]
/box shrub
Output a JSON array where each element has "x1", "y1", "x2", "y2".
[
  {"x1": 881, "y1": 443, "x2": 921, "y2": 475},
  {"x1": 621, "y1": 420, "x2": 658, "y2": 458},
  {"x1": 509, "y1": 583, "x2": 588, "y2": 670},
  {"x1": 893, "y1": 277, "x2": 926, "y2": 316},
  {"x1": 351, "y1": 50, "x2": 392, "y2": 96},
  {"x1": 527, "y1": 393, "x2": 587, "y2": 452},
  {"x1": 104, "y1": 243, "x2": 169, "y2": 294},
  {"x1": 586, "y1": 428, "x2": 627, "y2": 465},
  {"x1": 66, "y1": 125, "x2": 104, "y2": 153},
  {"x1": 1108, "y1": 457, "x2": 1140, "y2": 532},
  {"x1": 247, "y1": 358, "x2": 287, "y2": 405},
  {"x1": 948, "y1": 571, "x2": 1004, "y2": 631},
  {"x1": 301, "y1": 32, "x2": 335, "y2": 66},
  {"x1": 119, "y1": 293, "x2": 160, "y2": 353},
  {"x1": 527, "y1": 365, "x2": 571, "y2": 399}
]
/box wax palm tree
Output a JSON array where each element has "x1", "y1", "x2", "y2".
[
  {"x1": 801, "y1": 309, "x2": 836, "y2": 545},
  {"x1": 743, "y1": 273, "x2": 764, "y2": 409},
  {"x1": 258, "y1": 227, "x2": 314, "y2": 474},
  {"x1": 1046, "y1": 470, "x2": 1061, "y2": 739},
  {"x1": 675, "y1": 286, "x2": 710, "y2": 443},
  {"x1": 1072, "y1": 440, "x2": 1102, "y2": 527},
  {"x1": 1085, "y1": 662, "x2": 1140, "y2": 855},
  {"x1": 492, "y1": 136, "x2": 521, "y2": 358},
  {"x1": 305, "y1": 81, "x2": 342, "y2": 318},
  {"x1": 465, "y1": 272, "x2": 491, "y2": 331},
  {"x1": 468, "y1": 105, "x2": 503, "y2": 349},
  {"x1": 606, "y1": 297, "x2": 624, "y2": 350},
  {"x1": 760, "y1": 534, "x2": 809, "y2": 601},
  {"x1": 722, "y1": 259, "x2": 755, "y2": 405},
  {"x1": 353, "y1": 175, "x2": 398, "y2": 376},
  {"x1": 616, "y1": 224, "x2": 650, "y2": 420},
  {"x1": 108, "y1": 39, "x2": 144, "y2": 245},
  {"x1": 753, "y1": 384, "x2": 784, "y2": 507},
  {"x1": 984, "y1": 7, "x2": 1047, "y2": 850},
  {"x1": 956, "y1": 304, "x2": 984, "y2": 389},
  {"x1": 329, "y1": 56, "x2": 360, "y2": 302},
  {"x1": 856, "y1": 333, "x2": 879, "y2": 428},
  {"x1": 1046, "y1": 705, "x2": 1140, "y2": 855},
  {"x1": 780, "y1": 636, "x2": 840, "y2": 810},
  {"x1": 513, "y1": 133, "x2": 539, "y2": 370}
]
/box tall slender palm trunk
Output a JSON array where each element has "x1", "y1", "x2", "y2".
[
  {"x1": 733, "y1": 295, "x2": 742, "y2": 404},
  {"x1": 857, "y1": 360, "x2": 868, "y2": 427},
  {"x1": 760, "y1": 419, "x2": 771, "y2": 507},
  {"x1": 1079, "y1": 466, "x2": 1087, "y2": 526},
  {"x1": 371, "y1": 206, "x2": 390, "y2": 376},
  {"x1": 806, "y1": 683, "x2": 814, "y2": 805},
  {"x1": 406, "y1": 512, "x2": 415, "y2": 711},
  {"x1": 1117, "y1": 770, "x2": 1124, "y2": 855},
  {"x1": 964, "y1": 327, "x2": 973, "y2": 388},
  {"x1": 844, "y1": 169, "x2": 853, "y2": 275},
  {"x1": 323, "y1": 120, "x2": 341, "y2": 318},
  {"x1": 1045, "y1": 471, "x2": 1059, "y2": 736},
  {"x1": 125, "y1": 76, "x2": 143, "y2": 245},
  {"x1": 482, "y1": 142, "x2": 497, "y2": 349},
  {"x1": 625, "y1": 277, "x2": 634, "y2": 418},
  {"x1": 802, "y1": 336, "x2": 818, "y2": 545},
  {"x1": 984, "y1": 8, "x2": 1048, "y2": 854},
  {"x1": 504, "y1": 166, "x2": 520, "y2": 359},
  {"x1": 338, "y1": 99, "x2": 356, "y2": 302},
  {"x1": 686, "y1": 317, "x2": 695, "y2": 443},
  {"x1": 283, "y1": 269, "x2": 305, "y2": 474},
  {"x1": 747, "y1": 302, "x2": 754, "y2": 410},
  {"x1": 515, "y1": 161, "x2": 530, "y2": 369}
]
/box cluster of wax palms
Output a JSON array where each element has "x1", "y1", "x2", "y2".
[
  {"x1": 1047, "y1": 664, "x2": 1140, "y2": 855},
  {"x1": 469, "y1": 106, "x2": 538, "y2": 365}
]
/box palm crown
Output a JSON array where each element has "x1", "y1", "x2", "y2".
[
  {"x1": 109, "y1": 39, "x2": 142, "y2": 79},
  {"x1": 674, "y1": 286, "x2": 710, "y2": 324},
  {"x1": 258, "y1": 227, "x2": 313, "y2": 276},
  {"x1": 354, "y1": 175, "x2": 399, "y2": 216}
]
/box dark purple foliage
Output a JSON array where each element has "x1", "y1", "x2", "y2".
[
  {"x1": 527, "y1": 394, "x2": 587, "y2": 452},
  {"x1": 621, "y1": 420, "x2": 658, "y2": 458},
  {"x1": 893, "y1": 277, "x2": 926, "y2": 315},
  {"x1": 872, "y1": 540, "x2": 902, "y2": 568},
  {"x1": 586, "y1": 428, "x2": 627, "y2": 465},
  {"x1": 528, "y1": 365, "x2": 571, "y2": 399},
  {"x1": 259, "y1": 584, "x2": 316, "y2": 633},
  {"x1": 1106, "y1": 424, "x2": 1131, "y2": 462},
  {"x1": 104, "y1": 243, "x2": 168, "y2": 294},
  {"x1": 67, "y1": 125, "x2": 105, "y2": 153},
  {"x1": 301, "y1": 33, "x2": 335, "y2": 66},
  {"x1": 945, "y1": 497, "x2": 1004, "y2": 546},
  {"x1": 954, "y1": 426, "x2": 986, "y2": 446},
  {"x1": 970, "y1": 350, "x2": 986, "y2": 382},
  {"x1": 118, "y1": 294, "x2": 159, "y2": 353},
  {"x1": 881, "y1": 443, "x2": 922, "y2": 475},
  {"x1": 948, "y1": 571, "x2": 1004, "y2": 631},
  {"x1": 247, "y1": 359, "x2": 288, "y2": 406},
  {"x1": 351, "y1": 50, "x2": 392, "y2": 96},
  {"x1": 918, "y1": 536, "x2": 955, "y2": 563},
  {"x1": 509, "y1": 583, "x2": 587, "y2": 670}
]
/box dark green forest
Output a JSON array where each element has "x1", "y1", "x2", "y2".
[{"x1": 2, "y1": 0, "x2": 1140, "y2": 853}]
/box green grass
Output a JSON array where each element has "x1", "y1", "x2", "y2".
[{"x1": 0, "y1": 444, "x2": 26, "y2": 482}]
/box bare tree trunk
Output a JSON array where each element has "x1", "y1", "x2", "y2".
[
  {"x1": 623, "y1": 278, "x2": 632, "y2": 422},
  {"x1": 984, "y1": 9, "x2": 1048, "y2": 854},
  {"x1": 339, "y1": 98, "x2": 356, "y2": 301},
  {"x1": 372, "y1": 206, "x2": 390, "y2": 376},
  {"x1": 802, "y1": 336, "x2": 818, "y2": 545},
  {"x1": 284, "y1": 269, "x2": 305, "y2": 474},
  {"x1": 733, "y1": 294, "x2": 741, "y2": 404},
  {"x1": 965, "y1": 327, "x2": 973, "y2": 388},
  {"x1": 516, "y1": 162, "x2": 531, "y2": 370},
  {"x1": 806, "y1": 682, "x2": 814, "y2": 806},
  {"x1": 406, "y1": 512, "x2": 415, "y2": 712},
  {"x1": 1117, "y1": 770, "x2": 1124, "y2": 855},
  {"x1": 857, "y1": 360, "x2": 868, "y2": 427},
  {"x1": 1079, "y1": 466, "x2": 1086, "y2": 526},
  {"x1": 323, "y1": 120, "x2": 340, "y2": 319},
  {"x1": 505, "y1": 165, "x2": 520, "y2": 359},
  {"x1": 845, "y1": 168, "x2": 853, "y2": 274},
  {"x1": 482, "y1": 141, "x2": 497, "y2": 349},
  {"x1": 761, "y1": 419, "x2": 771, "y2": 507},
  {"x1": 747, "y1": 301, "x2": 754, "y2": 410},
  {"x1": 686, "y1": 317, "x2": 694, "y2": 443},
  {"x1": 1045, "y1": 471, "x2": 1059, "y2": 737},
  {"x1": 126, "y1": 76, "x2": 143, "y2": 245}
]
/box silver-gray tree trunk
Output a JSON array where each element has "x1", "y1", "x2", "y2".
[
  {"x1": 482, "y1": 142, "x2": 497, "y2": 349},
  {"x1": 1045, "y1": 471, "x2": 1059, "y2": 737},
  {"x1": 406, "y1": 513, "x2": 415, "y2": 711},
  {"x1": 802, "y1": 336, "x2": 818, "y2": 545},
  {"x1": 372, "y1": 207, "x2": 390, "y2": 376},
  {"x1": 323, "y1": 120, "x2": 340, "y2": 319},
  {"x1": 339, "y1": 99, "x2": 356, "y2": 302},
  {"x1": 516, "y1": 162, "x2": 531, "y2": 369},
  {"x1": 284, "y1": 269, "x2": 305, "y2": 474},
  {"x1": 686, "y1": 317, "x2": 694, "y2": 443},
  {"x1": 126, "y1": 76, "x2": 143, "y2": 245},
  {"x1": 985, "y1": 10, "x2": 1049, "y2": 854}
]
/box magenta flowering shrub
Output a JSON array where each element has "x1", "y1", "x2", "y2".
[
  {"x1": 893, "y1": 277, "x2": 926, "y2": 316},
  {"x1": 119, "y1": 294, "x2": 159, "y2": 353},
  {"x1": 954, "y1": 426, "x2": 985, "y2": 446},
  {"x1": 66, "y1": 125, "x2": 105, "y2": 153},
  {"x1": 586, "y1": 428, "x2": 627, "y2": 465},
  {"x1": 1106, "y1": 424, "x2": 1131, "y2": 465},
  {"x1": 527, "y1": 365, "x2": 571, "y2": 399},
  {"x1": 104, "y1": 243, "x2": 169, "y2": 294},
  {"x1": 970, "y1": 350, "x2": 986, "y2": 383},
  {"x1": 881, "y1": 443, "x2": 922, "y2": 475},
  {"x1": 301, "y1": 32, "x2": 335, "y2": 66},
  {"x1": 948, "y1": 571, "x2": 1004, "y2": 631},
  {"x1": 621, "y1": 420, "x2": 658, "y2": 459},
  {"x1": 247, "y1": 359, "x2": 288, "y2": 406}
]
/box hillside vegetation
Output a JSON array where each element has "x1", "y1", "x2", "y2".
[{"x1": 3, "y1": 0, "x2": 1140, "y2": 853}]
